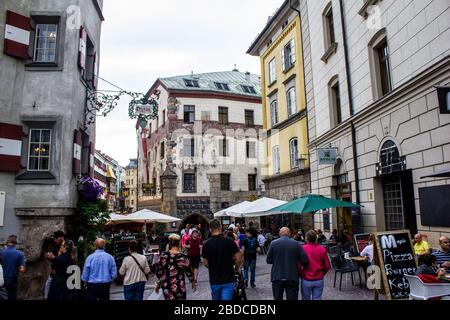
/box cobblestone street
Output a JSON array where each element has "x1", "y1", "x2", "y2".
[{"x1": 111, "y1": 254, "x2": 374, "y2": 300}]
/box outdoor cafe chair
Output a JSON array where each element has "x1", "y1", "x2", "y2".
[
  {"x1": 330, "y1": 256, "x2": 362, "y2": 291},
  {"x1": 404, "y1": 275, "x2": 450, "y2": 300}
]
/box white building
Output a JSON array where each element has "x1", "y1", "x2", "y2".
[
  {"x1": 304, "y1": 0, "x2": 450, "y2": 246},
  {"x1": 141, "y1": 70, "x2": 264, "y2": 220}
]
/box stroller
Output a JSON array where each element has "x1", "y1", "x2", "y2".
[{"x1": 232, "y1": 271, "x2": 247, "y2": 301}]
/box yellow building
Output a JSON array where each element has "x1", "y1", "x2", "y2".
[{"x1": 247, "y1": 3, "x2": 310, "y2": 204}]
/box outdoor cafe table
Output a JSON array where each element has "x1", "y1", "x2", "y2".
[{"x1": 350, "y1": 256, "x2": 370, "y2": 286}]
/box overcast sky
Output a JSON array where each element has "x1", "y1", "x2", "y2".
[{"x1": 96, "y1": 0, "x2": 282, "y2": 167}]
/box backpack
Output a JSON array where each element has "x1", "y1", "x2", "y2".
[{"x1": 246, "y1": 238, "x2": 257, "y2": 256}]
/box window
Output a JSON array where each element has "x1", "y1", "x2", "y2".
[
  {"x1": 184, "y1": 105, "x2": 195, "y2": 123},
  {"x1": 269, "y1": 58, "x2": 276, "y2": 83},
  {"x1": 162, "y1": 110, "x2": 166, "y2": 126},
  {"x1": 289, "y1": 138, "x2": 299, "y2": 169},
  {"x1": 183, "y1": 138, "x2": 195, "y2": 157},
  {"x1": 329, "y1": 77, "x2": 342, "y2": 128},
  {"x1": 183, "y1": 172, "x2": 196, "y2": 192},
  {"x1": 221, "y1": 174, "x2": 231, "y2": 191},
  {"x1": 248, "y1": 174, "x2": 257, "y2": 191},
  {"x1": 184, "y1": 79, "x2": 199, "y2": 88},
  {"x1": 272, "y1": 146, "x2": 280, "y2": 174},
  {"x1": 321, "y1": 3, "x2": 337, "y2": 62},
  {"x1": 245, "y1": 110, "x2": 254, "y2": 127},
  {"x1": 28, "y1": 129, "x2": 51, "y2": 171},
  {"x1": 282, "y1": 39, "x2": 296, "y2": 71},
  {"x1": 160, "y1": 142, "x2": 165, "y2": 159},
  {"x1": 287, "y1": 87, "x2": 297, "y2": 117},
  {"x1": 214, "y1": 82, "x2": 230, "y2": 91},
  {"x1": 219, "y1": 107, "x2": 229, "y2": 124},
  {"x1": 34, "y1": 24, "x2": 58, "y2": 63},
  {"x1": 241, "y1": 85, "x2": 257, "y2": 94},
  {"x1": 369, "y1": 30, "x2": 392, "y2": 99},
  {"x1": 246, "y1": 141, "x2": 256, "y2": 158},
  {"x1": 219, "y1": 138, "x2": 228, "y2": 157},
  {"x1": 437, "y1": 87, "x2": 450, "y2": 114},
  {"x1": 270, "y1": 100, "x2": 279, "y2": 127},
  {"x1": 377, "y1": 41, "x2": 392, "y2": 96}
]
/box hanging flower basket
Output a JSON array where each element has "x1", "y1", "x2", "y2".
[{"x1": 78, "y1": 176, "x2": 103, "y2": 202}]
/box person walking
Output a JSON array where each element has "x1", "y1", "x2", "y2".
[
  {"x1": 257, "y1": 231, "x2": 266, "y2": 255},
  {"x1": 242, "y1": 228, "x2": 260, "y2": 288},
  {"x1": 0, "y1": 235, "x2": 26, "y2": 300},
  {"x1": 81, "y1": 238, "x2": 117, "y2": 301},
  {"x1": 119, "y1": 240, "x2": 150, "y2": 300},
  {"x1": 185, "y1": 230, "x2": 203, "y2": 282},
  {"x1": 300, "y1": 230, "x2": 331, "y2": 300},
  {"x1": 155, "y1": 234, "x2": 196, "y2": 300},
  {"x1": 202, "y1": 219, "x2": 242, "y2": 301},
  {"x1": 266, "y1": 227, "x2": 308, "y2": 300},
  {"x1": 48, "y1": 240, "x2": 77, "y2": 300}
]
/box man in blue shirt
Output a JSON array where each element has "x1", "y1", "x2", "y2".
[
  {"x1": 82, "y1": 238, "x2": 117, "y2": 300},
  {"x1": 0, "y1": 235, "x2": 26, "y2": 300},
  {"x1": 432, "y1": 236, "x2": 450, "y2": 273}
]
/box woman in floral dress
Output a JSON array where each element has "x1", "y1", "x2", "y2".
[{"x1": 156, "y1": 234, "x2": 197, "y2": 300}]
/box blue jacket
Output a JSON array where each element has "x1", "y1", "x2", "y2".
[{"x1": 266, "y1": 236, "x2": 308, "y2": 283}]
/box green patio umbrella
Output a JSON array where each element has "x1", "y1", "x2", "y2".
[{"x1": 269, "y1": 194, "x2": 360, "y2": 214}]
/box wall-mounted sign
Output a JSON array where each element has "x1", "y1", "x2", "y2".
[
  {"x1": 317, "y1": 148, "x2": 338, "y2": 165},
  {"x1": 0, "y1": 191, "x2": 5, "y2": 227},
  {"x1": 135, "y1": 104, "x2": 154, "y2": 115}
]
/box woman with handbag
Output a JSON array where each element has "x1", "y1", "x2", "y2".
[
  {"x1": 155, "y1": 234, "x2": 196, "y2": 300},
  {"x1": 119, "y1": 240, "x2": 150, "y2": 300}
]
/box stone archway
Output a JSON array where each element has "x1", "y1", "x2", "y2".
[{"x1": 179, "y1": 213, "x2": 210, "y2": 239}]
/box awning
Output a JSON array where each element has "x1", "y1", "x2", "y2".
[{"x1": 421, "y1": 168, "x2": 450, "y2": 179}]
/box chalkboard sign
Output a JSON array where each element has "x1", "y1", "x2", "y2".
[
  {"x1": 374, "y1": 230, "x2": 417, "y2": 300},
  {"x1": 353, "y1": 233, "x2": 370, "y2": 254}
]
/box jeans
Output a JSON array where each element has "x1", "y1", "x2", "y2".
[
  {"x1": 124, "y1": 281, "x2": 146, "y2": 301},
  {"x1": 272, "y1": 280, "x2": 299, "y2": 300},
  {"x1": 4, "y1": 277, "x2": 18, "y2": 301},
  {"x1": 86, "y1": 283, "x2": 111, "y2": 301},
  {"x1": 301, "y1": 279, "x2": 324, "y2": 300},
  {"x1": 243, "y1": 259, "x2": 256, "y2": 286},
  {"x1": 210, "y1": 282, "x2": 234, "y2": 301}
]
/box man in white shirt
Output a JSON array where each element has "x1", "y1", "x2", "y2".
[
  {"x1": 360, "y1": 234, "x2": 374, "y2": 263},
  {"x1": 119, "y1": 241, "x2": 150, "y2": 300}
]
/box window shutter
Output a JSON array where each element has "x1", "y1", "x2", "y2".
[
  {"x1": 89, "y1": 142, "x2": 95, "y2": 178},
  {"x1": 281, "y1": 48, "x2": 285, "y2": 71},
  {"x1": 92, "y1": 51, "x2": 98, "y2": 88},
  {"x1": 4, "y1": 10, "x2": 31, "y2": 59},
  {"x1": 78, "y1": 26, "x2": 87, "y2": 69},
  {"x1": 72, "y1": 130, "x2": 82, "y2": 175},
  {"x1": 291, "y1": 88, "x2": 297, "y2": 114},
  {"x1": 0, "y1": 122, "x2": 23, "y2": 172},
  {"x1": 291, "y1": 39, "x2": 296, "y2": 63}
]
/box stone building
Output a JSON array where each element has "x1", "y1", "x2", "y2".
[
  {"x1": 139, "y1": 70, "x2": 264, "y2": 225},
  {"x1": 0, "y1": 0, "x2": 104, "y2": 298},
  {"x1": 304, "y1": 0, "x2": 450, "y2": 245},
  {"x1": 247, "y1": 0, "x2": 312, "y2": 230}
]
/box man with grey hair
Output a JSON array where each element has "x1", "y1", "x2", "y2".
[
  {"x1": 267, "y1": 227, "x2": 308, "y2": 300},
  {"x1": 81, "y1": 238, "x2": 117, "y2": 300}
]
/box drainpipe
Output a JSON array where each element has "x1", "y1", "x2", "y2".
[
  {"x1": 290, "y1": 0, "x2": 312, "y2": 194},
  {"x1": 339, "y1": 0, "x2": 360, "y2": 206}
]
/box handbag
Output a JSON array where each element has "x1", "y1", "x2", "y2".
[{"x1": 130, "y1": 254, "x2": 149, "y2": 280}]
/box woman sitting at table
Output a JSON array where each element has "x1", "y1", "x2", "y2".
[
  {"x1": 329, "y1": 229, "x2": 338, "y2": 242},
  {"x1": 360, "y1": 234, "x2": 374, "y2": 264}
]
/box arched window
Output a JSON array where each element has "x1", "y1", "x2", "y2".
[
  {"x1": 377, "y1": 140, "x2": 405, "y2": 176},
  {"x1": 289, "y1": 138, "x2": 299, "y2": 169},
  {"x1": 287, "y1": 87, "x2": 297, "y2": 117},
  {"x1": 270, "y1": 100, "x2": 279, "y2": 127}
]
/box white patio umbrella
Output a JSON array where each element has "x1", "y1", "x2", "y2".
[
  {"x1": 214, "y1": 201, "x2": 252, "y2": 218},
  {"x1": 127, "y1": 209, "x2": 181, "y2": 223},
  {"x1": 229, "y1": 197, "x2": 288, "y2": 218}
]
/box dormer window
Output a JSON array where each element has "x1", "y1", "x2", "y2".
[
  {"x1": 241, "y1": 85, "x2": 256, "y2": 94},
  {"x1": 184, "y1": 79, "x2": 199, "y2": 88},
  {"x1": 214, "y1": 82, "x2": 230, "y2": 91}
]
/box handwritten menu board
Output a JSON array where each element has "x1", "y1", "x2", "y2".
[
  {"x1": 353, "y1": 233, "x2": 370, "y2": 254},
  {"x1": 374, "y1": 230, "x2": 417, "y2": 300}
]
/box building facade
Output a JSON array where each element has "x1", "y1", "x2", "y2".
[
  {"x1": 94, "y1": 150, "x2": 124, "y2": 212},
  {"x1": 247, "y1": 0, "x2": 312, "y2": 230},
  {"x1": 0, "y1": 0, "x2": 104, "y2": 298},
  {"x1": 124, "y1": 158, "x2": 138, "y2": 212},
  {"x1": 140, "y1": 70, "x2": 264, "y2": 223},
  {"x1": 305, "y1": 0, "x2": 450, "y2": 246}
]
